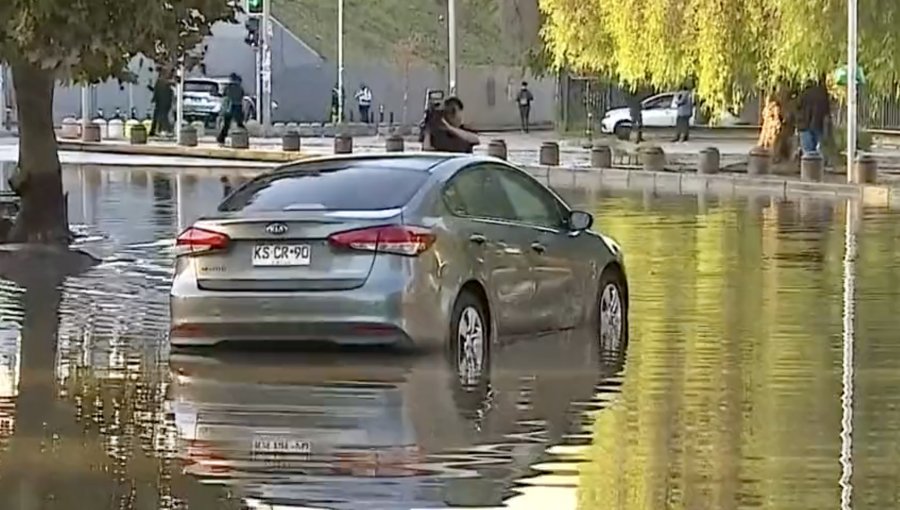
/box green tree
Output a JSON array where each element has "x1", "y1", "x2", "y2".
[
  {"x1": 538, "y1": 0, "x2": 900, "y2": 156},
  {"x1": 0, "y1": 0, "x2": 238, "y2": 244}
]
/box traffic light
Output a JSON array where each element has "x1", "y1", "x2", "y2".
[
  {"x1": 244, "y1": 17, "x2": 260, "y2": 46},
  {"x1": 247, "y1": 0, "x2": 262, "y2": 15}
]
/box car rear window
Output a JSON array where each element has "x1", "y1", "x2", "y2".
[
  {"x1": 184, "y1": 82, "x2": 220, "y2": 95},
  {"x1": 219, "y1": 166, "x2": 430, "y2": 212}
]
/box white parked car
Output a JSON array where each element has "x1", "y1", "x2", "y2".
[{"x1": 599, "y1": 91, "x2": 745, "y2": 139}]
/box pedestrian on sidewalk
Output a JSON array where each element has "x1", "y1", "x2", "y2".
[
  {"x1": 627, "y1": 89, "x2": 644, "y2": 143},
  {"x1": 354, "y1": 83, "x2": 373, "y2": 123},
  {"x1": 217, "y1": 73, "x2": 246, "y2": 145},
  {"x1": 796, "y1": 77, "x2": 831, "y2": 155},
  {"x1": 516, "y1": 81, "x2": 534, "y2": 133},
  {"x1": 149, "y1": 75, "x2": 173, "y2": 136},
  {"x1": 672, "y1": 89, "x2": 694, "y2": 142}
]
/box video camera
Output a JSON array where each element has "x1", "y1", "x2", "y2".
[{"x1": 418, "y1": 89, "x2": 446, "y2": 142}]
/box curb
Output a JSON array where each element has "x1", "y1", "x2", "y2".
[
  {"x1": 522, "y1": 166, "x2": 900, "y2": 208},
  {"x1": 57, "y1": 141, "x2": 307, "y2": 163}
]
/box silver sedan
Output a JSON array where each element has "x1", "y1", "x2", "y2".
[{"x1": 169, "y1": 153, "x2": 628, "y2": 379}]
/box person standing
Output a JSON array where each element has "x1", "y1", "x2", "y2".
[
  {"x1": 797, "y1": 78, "x2": 831, "y2": 155},
  {"x1": 627, "y1": 90, "x2": 644, "y2": 143},
  {"x1": 516, "y1": 81, "x2": 534, "y2": 133},
  {"x1": 149, "y1": 76, "x2": 173, "y2": 136},
  {"x1": 354, "y1": 83, "x2": 373, "y2": 123},
  {"x1": 217, "y1": 73, "x2": 246, "y2": 145},
  {"x1": 673, "y1": 89, "x2": 694, "y2": 142}
]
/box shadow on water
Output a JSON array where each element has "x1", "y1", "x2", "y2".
[{"x1": 1, "y1": 164, "x2": 900, "y2": 508}]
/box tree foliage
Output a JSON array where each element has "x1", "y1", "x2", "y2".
[
  {"x1": 0, "y1": 0, "x2": 239, "y2": 83},
  {"x1": 538, "y1": 0, "x2": 900, "y2": 112}
]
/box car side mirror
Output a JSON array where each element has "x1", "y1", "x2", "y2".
[{"x1": 568, "y1": 210, "x2": 593, "y2": 231}]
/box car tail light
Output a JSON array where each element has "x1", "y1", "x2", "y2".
[
  {"x1": 328, "y1": 225, "x2": 435, "y2": 256},
  {"x1": 175, "y1": 227, "x2": 230, "y2": 256}
]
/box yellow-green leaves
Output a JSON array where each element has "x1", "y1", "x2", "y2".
[{"x1": 539, "y1": 0, "x2": 900, "y2": 113}]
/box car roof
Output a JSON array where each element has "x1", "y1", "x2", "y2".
[{"x1": 273, "y1": 153, "x2": 485, "y2": 174}]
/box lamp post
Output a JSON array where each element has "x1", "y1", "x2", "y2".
[
  {"x1": 261, "y1": 0, "x2": 272, "y2": 134},
  {"x1": 337, "y1": 0, "x2": 344, "y2": 124},
  {"x1": 447, "y1": 0, "x2": 457, "y2": 94},
  {"x1": 846, "y1": 0, "x2": 858, "y2": 182}
]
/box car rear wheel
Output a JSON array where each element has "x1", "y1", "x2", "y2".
[
  {"x1": 598, "y1": 268, "x2": 628, "y2": 351},
  {"x1": 449, "y1": 290, "x2": 489, "y2": 389}
]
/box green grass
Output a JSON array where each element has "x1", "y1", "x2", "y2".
[{"x1": 273, "y1": 0, "x2": 524, "y2": 65}]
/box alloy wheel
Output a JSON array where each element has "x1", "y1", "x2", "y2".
[
  {"x1": 456, "y1": 306, "x2": 485, "y2": 386},
  {"x1": 599, "y1": 282, "x2": 623, "y2": 350}
]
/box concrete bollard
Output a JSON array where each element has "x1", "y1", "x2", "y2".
[
  {"x1": 124, "y1": 119, "x2": 140, "y2": 139},
  {"x1": 61, "y1": 118, "x2": 80, "y2": 139},
  {"x1": 107, "y1": 119, "x2": 125, "y2": 140},
  {"x1": 92, "y1": 119, "x2": 108, "y2": 140},
  {"x1": 273, "y1": 122, "x2": 286, "y2": 136},
  {"x1": 334, "y1": 134, "x2": 353, "y2": 154},
  {"x1": 698, "y1": 147, "x2": 720, "y2": 174},
  {"x1": 179, "y1": 125, "x2": 198, "y2": 147},
  {"x1": 747, "y1": 146, "x2": 771, "y2": 175},
  {"x1": 385, "y1": 134, "x2": 405, "y2": 152},
  {"x1": 141, "y1": 119, "x2": 153, "y2": 133},
  {"x1": 82, "y1": 123, "x2": 101, "y2": 142},
  {"x1": 487, "y1": 139, "x2": 507, "y2": 159},
  {"x1": 246, "y1": 119, "x2": 263, "y2": 137},
  {"x1": 640, "y1": 145, "x2": 665, "y2": 172},
  {"x1": 800, "y1": 152, "x2": 824, "y2": 181},
  {"x1": 282, "y1": 130, "x2": 301, "y2": 152},
  {"x1": 539, "y1": 142, "x2": 559, "y2": 166},
  {"x1": 590, "y1": 144, "x2": 612, "y2": 168},
  {"x1": 190, "y1": 120, "x2": 206, "y2": 138},
  {"x1": 129, "y1": 124, "x2": 147, "y2": 145},
  {"x1": 853, "y1": 153, "x2": 878, "y2": 184},
  {"x1": 230, "y1": 128, "x2": 250, "y2": 149}
]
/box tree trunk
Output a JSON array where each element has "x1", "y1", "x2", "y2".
[
  {"x1": 757, "y1": 87, "x2": 797, "y2": 163},
  {"x1": 6, "y1": 60, "x2": 68, "y2": 245}
]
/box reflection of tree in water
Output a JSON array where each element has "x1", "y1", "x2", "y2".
[{"x1": 0, "y1": 251, "x2": 239, "y2": 509}]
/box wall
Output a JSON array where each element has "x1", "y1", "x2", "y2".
[{"x1": 6, "y1": 16, "x2": 554, "y2": 130}]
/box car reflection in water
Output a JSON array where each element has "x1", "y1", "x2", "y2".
[{"x1": 167, "y1": 329, "x2": 626, "y2": 509}]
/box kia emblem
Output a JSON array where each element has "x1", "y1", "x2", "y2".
[{"x1": 265, "y1": 222, "x2": 288, "y2": 235}]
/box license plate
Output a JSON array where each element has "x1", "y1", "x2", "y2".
[
  {"x1": 252, "y1": 436, "x2": 311, "y2": 455},
  {"x1": 252, "y1": 244, "x2": 311, "y2": 266}
]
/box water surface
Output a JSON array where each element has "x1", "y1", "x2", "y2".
[{"x1": 0, "y1": 165, "x2": 897, "y2": 509}]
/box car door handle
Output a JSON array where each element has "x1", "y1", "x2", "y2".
[
  {"x1": 469, "y1": 233, "x2": 487, "y2": 244},
  {"x1": 531, "y1": 242, "x2": 546, "y2": 253}
]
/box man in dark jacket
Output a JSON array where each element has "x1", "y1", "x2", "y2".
[
  {"x1": 217, "y1": 73, "x2": 246, "y2": 145},
  {"x1": 627, "y1": 90, "x2": 644, "y2": 143},
  {"x1": 149, "y1": 76, "x2": 173, "y2": 136},
  {"x1": 797, "y1": 78, "x2": 831, "y2": 155},
  {"x1": 516, "y1": 81, "x2": 534, "y2": 133}
]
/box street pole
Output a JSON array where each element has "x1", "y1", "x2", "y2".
[
  {"x1": 847, "y1": 0, "x2": 858, "y2": 182},
  {"x1": 176, "y1": 62, "x2": 185, "y2": 143},
  {"x1": 337, "y1": 0, "x2": 344, "y2": 124},
  {"x1": 81, "y1": 86, "x2": 90, "y2": 130},
  {"x1": 262, "y1": 0, "x2": 273, "y2": 135},
  {"x1": 447, "y1": 0, "x2": 457, "y2": 94}
]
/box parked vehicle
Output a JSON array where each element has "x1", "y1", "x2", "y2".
[
  {"x1": 600, "y1": 91, "x2": 746, "y2": 139},
  {"x1": 182, "y1": 77, "x2": 276, "y2": 129},
  {"x1": 169, "y1": 154, "x2": 628, "y2": 381}
]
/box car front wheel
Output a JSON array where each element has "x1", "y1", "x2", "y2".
[
  {"x1": 598, "y1": 268, "x2": 628, "y2": 352},
  {"x1": 613, "y1": 122, "x2": 632, "y2": 141}
]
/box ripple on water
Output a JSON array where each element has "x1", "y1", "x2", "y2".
[{"x1": 0, "y1": 168, "x2": 899, "y2": 509}]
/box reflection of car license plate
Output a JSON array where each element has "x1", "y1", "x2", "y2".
[
  {"x1": 252, "y1": 244, "x2": 311, "y2": 266},
  {"x1": 252, "y1": 437, "x2": 311, "y2": 455}
]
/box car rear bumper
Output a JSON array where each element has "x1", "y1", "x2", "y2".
[{"x1": 169, "y1": 262, "x2": 446, "y2": 349}]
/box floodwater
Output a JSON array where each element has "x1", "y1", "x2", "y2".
[{"x1": 0, "y1": 163, "x2": 899, "y2": 509}]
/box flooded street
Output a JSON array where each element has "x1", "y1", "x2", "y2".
[{"x1": 0, "y1": 162, "x2": 899, "y2": 509}]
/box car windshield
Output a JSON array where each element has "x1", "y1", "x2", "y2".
[
  {"x1": 218, "y1": 165, "x2": 431, "y2": 212},
  {"x1": 184, "y1": 81, "x2": 221, "y2": 95}
]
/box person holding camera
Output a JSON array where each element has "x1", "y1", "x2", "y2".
[{"x1": 423, "y1": 97, "x2": 480, "y2": 153}]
